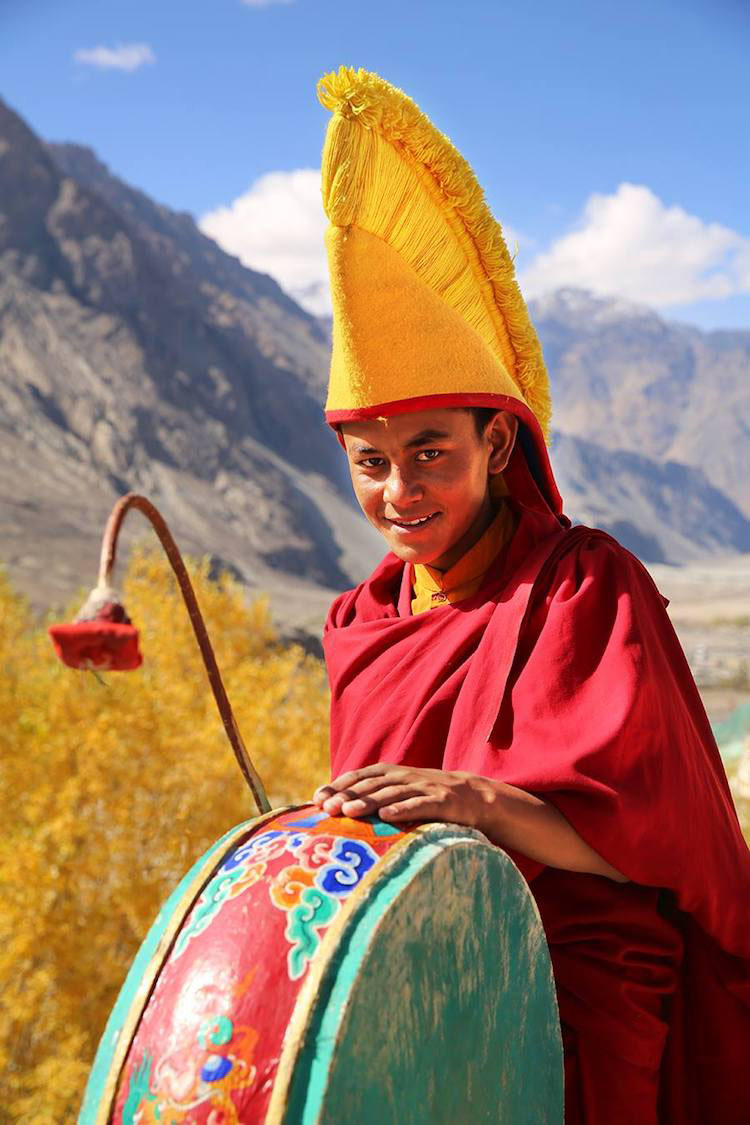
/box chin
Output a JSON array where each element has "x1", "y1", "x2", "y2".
[{"x1": 385, "y1": 538, "x2": 448, "y2": 566}]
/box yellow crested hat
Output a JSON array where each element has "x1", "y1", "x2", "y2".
[{"x1": 318, "y1": 66, "x2": 551, "y2": 446}]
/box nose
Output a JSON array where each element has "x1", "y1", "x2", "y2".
[{"x1": 383, "y1": 463, "x2": 424, "y2": 508}]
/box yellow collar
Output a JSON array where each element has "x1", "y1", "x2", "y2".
[{"x1": 411, "y1": 503, "x2": 515, "y2": 615}]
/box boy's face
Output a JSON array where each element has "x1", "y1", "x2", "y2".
[{"x1": 339, "y1": 407, "x2": 517, "y2": 571}]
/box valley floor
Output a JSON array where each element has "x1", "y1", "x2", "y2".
[{"x1": 648, "y1": 554, "x2": 750, "y2": 723}]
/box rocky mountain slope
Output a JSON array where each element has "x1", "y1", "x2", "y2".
[
  {"x1": 48, "y1": 140, "x2": 330, "y2": 401},
  {"x1": 1, "y1": 95, "x2": 749, "y2": 636},
  {"x1": 0, "y1": 95, "x2": 383, "y2": 626},
  {"x1": 532, "y1": 289, "x2": 750, "y2": 517},
  {"x1": 549, "y1": 430, "x2": 750, "y2": 563}
]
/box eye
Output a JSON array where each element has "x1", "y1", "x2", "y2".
[
  {"x1": 415, "y1": 449, "x2": 441, "y2": 461},
  {"x1": 357, "y1": 457, "x2": 385, "y2": 468}
]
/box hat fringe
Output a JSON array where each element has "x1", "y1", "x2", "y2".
[{"x1": 317, "y1": 66, "x2": 551, "y2": 437}]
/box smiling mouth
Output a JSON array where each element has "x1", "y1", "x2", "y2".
[{"x1": 387, "y1": 512, "x2": 441, "y2": 529}]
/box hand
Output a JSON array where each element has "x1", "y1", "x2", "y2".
[
  {"x1": 312, "y1": 763, "x2": 488, "y2": 827},
  {"x1": 312, "y1": 765, "x2": 627, "y2": 882}
]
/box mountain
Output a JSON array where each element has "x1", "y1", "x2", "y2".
[
  {"x1": 0, "y1": 95, "x2": 383, "y2": 625},
  {"x1": 549, "y1": 430, "x2": 750, "y2": 564},
  {"x1": 48, "y1": 140, "x2": 330, "y2": 400},
  {"x1": 1, "y1": 96, "x2": 749, "y2": 634},
  {"x1": 531, "y1": 289, "x2": 750, "y2": 517}
]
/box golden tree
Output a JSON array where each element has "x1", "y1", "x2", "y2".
[
  {"x1": 2, "y1": 536, "x2": 748, "y2": 1123},
  {"x1": 0, "y1": 550, "x2": 330, "y2": 1123},
  {"x1": 725, "y1": 756, "x2": 750, "y2": 840}
]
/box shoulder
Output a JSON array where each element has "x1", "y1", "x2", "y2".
[
  {"x1": 324, "y1": 551, "x2": 405, "y2": 633},
  {"x1": 526, "y1": 524, "x2": 674, "y2": 656},
  {"x1": 324, "y1": 584, "x2": 361, "y2": 633},
  {"x1": 515, "y1": 523, "x2": 686, "y2": 697},
  {"x1": 545, "y1": 524, "x2": 669, "y2": 609}
]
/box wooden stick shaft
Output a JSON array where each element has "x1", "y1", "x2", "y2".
[{"x1": 99, "y1": 493, "x2": 271, "y2": 814}]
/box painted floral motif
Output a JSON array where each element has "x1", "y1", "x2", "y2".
[
  {"x1": 173, "y1": 811, "x2": 382, "y2": 979},
  {"x1": 115, "y1": 810, "x2": 406, "y2": 1123},
  {"x1": 122, "y1": 972, "x2": 259, "y2": 1124}
]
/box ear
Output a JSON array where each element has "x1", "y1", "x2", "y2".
[{"x1": 486, "y1": 411, "x2": 518, "y2": 475}]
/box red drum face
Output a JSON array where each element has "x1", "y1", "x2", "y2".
[{"x1": 113, "y1": 807, "x2": 408, "y2": 1123}]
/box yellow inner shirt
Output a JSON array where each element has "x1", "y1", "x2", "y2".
[{"x1": 411, "y1": 501, "x2": 516, "y2": 615}]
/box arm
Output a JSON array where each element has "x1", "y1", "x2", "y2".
[
  {"x1": 312, "y1": 764, "x2": 628, "y2": 883},
  {"x1": 469, "y1": 773, "x2": 628, "y2": 882}
]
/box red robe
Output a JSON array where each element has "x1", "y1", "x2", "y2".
[{"x1": 322, "y1": 449, "x2": 750, "y2": 1123}]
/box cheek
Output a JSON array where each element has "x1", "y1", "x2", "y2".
[
  {"x1": 351, "y1": 477, "x2": 382, "y2": 517},
  {"x1": 433, "y1": 460, "x2": 479, "y2": 497},
  {"x1": 435, "y1": 461, "x2": 486, "y2": 513}
]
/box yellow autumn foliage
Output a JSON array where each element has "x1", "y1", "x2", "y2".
[
  {"x1": 1, "y1": 551, "x2": 748, "y2": 1124},
  {"x1": 725, "y1": 757, "x2": 750, "y2": 840},
  {"x1": 0, "y1": 549, "x2": 330, "y2": 1124}
]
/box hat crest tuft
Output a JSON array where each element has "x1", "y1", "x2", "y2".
[{"x1": 317, "y1": 65, "x2": 551, "y2": 438}]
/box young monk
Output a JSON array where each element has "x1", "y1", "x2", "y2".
[{"x1": 310, "y1": 67, "x2": 750, "y2": 1123}]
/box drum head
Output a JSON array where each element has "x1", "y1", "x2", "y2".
[{"x1": 274, "y1": 823, "x2": 563, "y2": 1124}]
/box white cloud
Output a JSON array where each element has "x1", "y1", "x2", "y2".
[
  {"x1": 74, "y1": 43, "x2": 156, "y2": 72},
  {"x1": 197, "y1": 173, "x2": 532, "y2": 317},
  {"x1": 199, "y1": 169, "x2": 331, "y2": 316},
  {"x1": 199, "y1": 174, "x2": 750, "y2": 320},
  {"x1": 520, "y1": 183, "x2": 750, "y2": 309}
]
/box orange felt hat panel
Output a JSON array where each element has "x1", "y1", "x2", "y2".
[{"x1": 325, "y1": 225, "x2": 525, "y2": 415}]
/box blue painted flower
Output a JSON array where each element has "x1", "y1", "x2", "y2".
[{"x1": 201, "y1": 1053, "x2": 233, "y2": 1082}]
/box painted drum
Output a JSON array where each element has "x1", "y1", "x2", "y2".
[{"x1": 80, "y1": 807, "x2": 563, "y2": 1124}]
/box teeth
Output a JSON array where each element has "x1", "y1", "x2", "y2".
[{"x1": 394, "y1": 514, "x2": 434, "y2": 526}]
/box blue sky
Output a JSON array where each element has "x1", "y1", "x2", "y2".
[{"x1": 2, "y1": 0, "x2": 749, "y2": 328}]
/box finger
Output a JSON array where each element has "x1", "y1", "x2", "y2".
[
  {"x1": 339, "y1": 785, "x2": 423, "y2": 817},
  {"x1": 312, "y1": 785, "x2": 337, "y2": 805},
  {"x1": 323, "y1": 776, "x2": 401, "y2": 809},
  {"x1": 317, "y1": 787, "x2": 366, "y2": 814},
  {"x1": 313, "y1": 765, "x2": 400, "y2": 803},
  {"x1": 334, "y1": 763, "x2": 402, "y2": 787},
  {"x1": 378, "y1": 796, "x2": 440, "y2": 822}
]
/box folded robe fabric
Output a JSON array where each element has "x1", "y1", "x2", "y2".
[{"x1": 322, "y1": 449, "x2": 750, "y2": 1123}]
